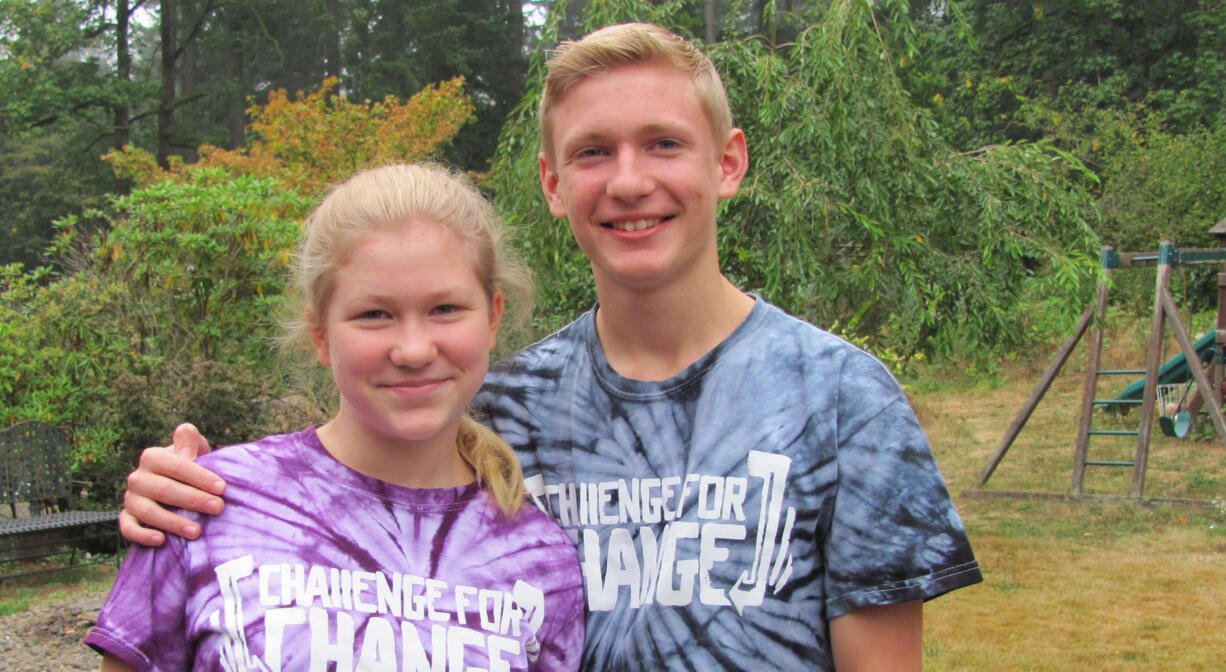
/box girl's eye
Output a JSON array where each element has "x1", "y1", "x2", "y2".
[
  {"x1": 357, "y1": 309, "x2": 388, "y2": 320},
  {"x1": 432, "y1": 304, "x2": 459, "y2": 315}
]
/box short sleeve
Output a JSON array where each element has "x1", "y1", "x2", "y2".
[
  {"x1": 823, "y1": 355, "x2": 980, "y2": 618},
  {"x1": 85, "y1": 539, "x2": 191, "y2": 670},
  {"x1": 527, "y1": 538, "x2": 585, "y2": 671}
]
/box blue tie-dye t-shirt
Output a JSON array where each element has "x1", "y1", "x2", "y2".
[
  {"x1": 475, "y1": 297, "x2": 981, "y2": 671},
  {"x1": 86, "y1": 427, "x2": 585, "y2": 671}
]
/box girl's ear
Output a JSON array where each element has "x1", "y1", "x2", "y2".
[
  {"x1": 488, "y1": 291, "x2": 505, "y2": 352},
  {"x1": 308, "y1": 310, "x2": 331, "y2": 367}
]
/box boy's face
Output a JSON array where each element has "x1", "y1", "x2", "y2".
[{"x1": 539, "y1": 61, "x2": 747, "y2": 293}]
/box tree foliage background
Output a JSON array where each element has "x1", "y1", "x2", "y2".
[
  {"x1": 491, "y1": 0, "x2": 1100, "y2": 358},
  {"x1": 0, "y1": 81, "x2": 472, "y2": 504},
  {"x1": 3, "y1": 0, "x2": 1226, "y2": 503}
]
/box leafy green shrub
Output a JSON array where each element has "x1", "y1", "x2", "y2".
[
  {"x1": 78, "y1": 359, "x2": 321, "y2": 504},
  {"x1": 1099, "y1": 122, "x2": 1226, "y2": 251},
  {"x1": 1, "y1": 169, "x2": 312, "y2": 506},
  {"x1": 1087, "y1": 120, "x2": 1226, "y2": 315}
]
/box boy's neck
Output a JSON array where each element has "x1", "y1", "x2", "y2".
[{"x1": 593, "y1": 272, "x2": 754, "y2": 382}]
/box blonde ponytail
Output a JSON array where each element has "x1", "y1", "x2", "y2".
[{"x1": 457, "y1": 414, "x2": 524, "y2": 516}]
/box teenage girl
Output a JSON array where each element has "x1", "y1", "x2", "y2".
[{"x1": 86, "y1": 164, "x2": 585, "y2": 671}]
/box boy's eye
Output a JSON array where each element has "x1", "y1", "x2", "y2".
[
  {"x1": 574, "y1": 147, "x2": 607, "y2": 159},
  {"x1": 655, "y1": 138, "x2": 681, "y2": 150},
  {"x1": 432, "y1": 304, "x2": 460, "y2": 315}
]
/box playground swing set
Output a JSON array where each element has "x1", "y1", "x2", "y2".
[{"x1": 975, "y1": 222, "x2": 1226, "y2": 504}]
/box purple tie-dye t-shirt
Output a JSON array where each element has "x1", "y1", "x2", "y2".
[{"x1": 86, "y1": 427, "x2": 584, "y2": 671}]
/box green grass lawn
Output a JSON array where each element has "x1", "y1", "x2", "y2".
[{"x1": 913, "y1": 338, "x2": 1226, "y2": 671}]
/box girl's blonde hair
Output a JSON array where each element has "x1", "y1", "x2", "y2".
[{"x1": 283, "y1": 163, "x2": 533, "y2": 516}]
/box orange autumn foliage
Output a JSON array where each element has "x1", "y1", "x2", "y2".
[{"x1": 105, "y1": 77, "x2": 474, "y2": 195}]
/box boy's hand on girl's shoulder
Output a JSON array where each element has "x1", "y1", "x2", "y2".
[{"x1": 119, "y1": 423, "x2": 229, "y2": 546}]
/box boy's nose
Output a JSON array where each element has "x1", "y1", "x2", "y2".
[
  {"x1": 389, "y1": 327, "x2": 437, "y2": 367},
  {"x1": 606, "y1": 150, "x2": 653, "y2": 201}
]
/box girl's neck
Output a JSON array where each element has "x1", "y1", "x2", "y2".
[{"x1": 315, "y1": 412, "x2": 475, "y2": 489}]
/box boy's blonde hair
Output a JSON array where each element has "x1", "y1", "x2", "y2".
[
  {"x1": 539, "y1": 22, "x2": 733, "y2": 158},
  {"x1": 284, "y1": 163, "x2": 533, "y2": 516}
]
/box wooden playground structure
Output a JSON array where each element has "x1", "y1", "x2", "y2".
[{"x1": 975, "y1": 222, "x2": 1226, "y2": 502}]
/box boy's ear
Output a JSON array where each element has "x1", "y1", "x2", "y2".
[
  {"x1": 717, "y1": 128, "x2": 750, "y2": 200},
  {"x1": 539, "y1": 151, "x2": 569, "y2": 219},
  {"x1": 487, "y1": 291, "x2": 504, "y2": 351}
]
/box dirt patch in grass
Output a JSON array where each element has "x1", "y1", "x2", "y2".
[{"x1": 0, "y1": 564, "x2": 117, "y2": 671}]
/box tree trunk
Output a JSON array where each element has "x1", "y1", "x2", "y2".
[
  {"x1": 508, "y1": 0, "x2": 524, "y2": 82},
  {"x1": 179, "y1": 9, "x2": 198, "y2": 164},
  {"x1": 113, "y1": 0, "x2": 131, "y2": 151},
  {"x1": 326, "y1": 0, "x2": 342, "y2": 83},
  {"x1": 351, "y1": 0, "x2": 373, "y2": 98},
  {"x1": 705, "y1": 0, "x2": 716, "y2": 44},
  {"x1": 224, "y1": 22, "x2": 245, "y2": 149},
  {"x1": 158, "y1": 0, "x2": 177, "y2": 169},
  {"x1": 113, "y1": 0, "x2": 133, "y2": 194}
]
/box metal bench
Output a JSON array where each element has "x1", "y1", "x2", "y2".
[{"x1": 0, "y1": 421, "x2": 121, "y2": 581}]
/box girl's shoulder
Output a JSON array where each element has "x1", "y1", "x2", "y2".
[
  {"x1": 196, "y1": 429, "x2": 309, "y2": 481},
  {"x1": 478, "y1": 494, "x2": 576, "y2": 555},
  {"x1": 517, "y1": 500, "x2": 575, "y2": 544}
]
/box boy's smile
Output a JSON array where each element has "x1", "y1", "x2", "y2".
[
  {"x1": 606, "y1": 217, "x2": 670, "y2": 232},
  {"x1": 539, "y1": 60, "x2": 747, "y2": 294}
]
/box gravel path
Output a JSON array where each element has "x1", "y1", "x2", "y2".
[{"x1": 0, "y1": 587, "x2": 109, "y2": 671}]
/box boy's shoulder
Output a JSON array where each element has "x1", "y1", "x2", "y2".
[
  {"x1": 486, "y1": 310, "x2": 593, "y2": 388},
  {"x1": 752, "y1": 299, "x2": 896, "y2": 372}
]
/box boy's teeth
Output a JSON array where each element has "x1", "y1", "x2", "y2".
[{"x1": 612, "y1": 219, "x2": 658, "y2": 231}]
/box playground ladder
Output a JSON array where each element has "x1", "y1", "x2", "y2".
[{"x1": 1071, "y1": 249, "x2": 1146, "y2": 494}]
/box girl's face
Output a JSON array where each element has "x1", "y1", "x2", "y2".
[{"x1": 311, "y1": 219, "x2": 503, "y2": 454}]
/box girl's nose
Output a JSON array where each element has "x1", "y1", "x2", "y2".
[{"x1": 389, "y1": 326, "x2": 437, "y2": 367}]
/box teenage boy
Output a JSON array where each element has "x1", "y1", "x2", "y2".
[{"x1": 118, "y1": 22, "x2": 981, "y2": 671}]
